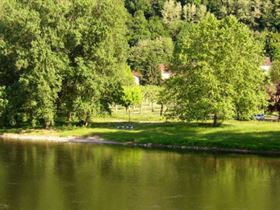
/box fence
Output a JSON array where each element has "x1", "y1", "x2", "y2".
[{"x1": 112, "y1": 101, "x2": 164, "y2": 116}]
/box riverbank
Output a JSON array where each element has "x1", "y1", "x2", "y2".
[
  {"x1": 1, "y1": 119, "x2": 280, "y2": 155},
  {"x1": 2, "y1": 133, "x2": 280, "y2": 155},
  {"x1": 0, "y1": 133, "x2": 120, "y2": 144}
]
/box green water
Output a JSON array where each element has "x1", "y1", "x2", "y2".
[{"x1": 0, "y1": 140, "x2": 279, "y2": 210}]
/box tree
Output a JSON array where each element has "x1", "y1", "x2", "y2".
[
  {"x1": 140, "y1": 85, "x2": 163, "y2": 112},
  {"x1": 59, "y1": 0, "x2": 129, "y2": 126},
  {"x1": 232, "y1": 0, "x2": 250, "y2": 23},
  {"x1": 267, "y1": 32, "x2": 280, "y2": 60},
  {"x1": 127, "y1": 10, "x2": 151, "y2": 46},
  {"x1": 206, "y1": 0, "x2": 227, "y2": 19},
  {"x1": 128, "y1": 37, "x2": 174, "y2": 85},
  {"x1": 259, "y1": 0, "x2": 278, "y2": 31},
  {"x1": 150, "y1": 0, "x2": 166, "y2": 17},
  {"x1": 0, "y1": 0, "x2": 129, "y2": 127},
  {"x1": 183, "y1": 3, "x2": 207, "y2": 22},
  {"x1": 162, "y1": 0, "x2": 183, "y2": 38},
  {"x1": 268, "y1": 83, "x2": 280, "y2": 120},
  {"x1": 119, "y1": 64, "x2": 136, "y2": 86},
  {"x1": 120, "y1": 86, "x2": 142, "y2": 122},
  {"x1": 0, "y1": 0, "x2": 67, "y2": 127},
  {"x1": 148, "y1": 17, "x2": 169, "y2": 39},
  {"x1": 269, "y1": 61, "x2": 280, "y2": 119},
  {"x1": 125, "y1": 0, "x2": 152, "y2": 17},
  {"x1": 0, "y1": 86, "x2": 7, "y2": 123},
  {"x1": 167, "y1": 14, "x2": 266, "y2": 125},
  {"x1": 270, "y1": 60, "x2": 280, "y2": 83},
  {"x1": 121, "y1": 86, "x2": 143, "y2": 110},
  {"x1": 162, "y1": 0, "x2": 182, "y2": 24},
  {"x1": 247, "y1": 0, "x2": 262, "y2": 29}
]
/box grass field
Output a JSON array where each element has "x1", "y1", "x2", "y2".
[{"x1": 1, "y1": 114, "x2": 280, "y2": 152}]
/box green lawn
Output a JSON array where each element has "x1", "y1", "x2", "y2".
[{"x1": 1, "y1": 117, "x2": 280, "y2": 152}]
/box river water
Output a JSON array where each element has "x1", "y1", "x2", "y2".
[{"x1": 0, "y1": 139, "x2": 279, "y2": 210}]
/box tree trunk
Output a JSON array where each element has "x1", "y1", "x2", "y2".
[
  {"x1": 128, "y1": 108, "x2": 131, "y2": 123},
  {"x1": 67, "y1": 112, "x2": 72, "y2": 123},
  {"x1": 85, "y1": 114, "x2": 90, "y2": 127},
  {"x1": 213, "y1": 113, "x2": 218, "y2": 127},
  {"x1": 160, "y1": 104, "x2": 164, "y2": 116},
  {"x1": 44, "y1": 121, "x2": 50, "y2": 129}
]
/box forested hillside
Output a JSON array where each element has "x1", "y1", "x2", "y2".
[
  {"x1": 0, "y1": 0, "x2": 279, "y2": 127},
  {"x1": 125, "y1": 0, "x2": 279, "y2": 34},
  {"x1": 126, "y1": 0, "x2": 279, "y2": 82}
]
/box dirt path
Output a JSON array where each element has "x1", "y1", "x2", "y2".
[{"x1": 0, "y1": 134, "x2": 124, "y2": 145}]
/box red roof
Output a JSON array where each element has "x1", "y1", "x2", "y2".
[{"x1": 132, "y1": 71, "x2": 142, "y2": 77}]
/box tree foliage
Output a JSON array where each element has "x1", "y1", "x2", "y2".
[
  {"x1": 0, "y1": 86, "x2": 7, "y2": 123},
  {"x1": 140, "y1": 85, "x2": 163, "y2": 103},
  {"x1": 183, "y1": 3, "x2": 207, "y2": 22},
  {"x1": 0, "y1": 0, "x2": 128, "y2": 127},
  {"x1": 125, "y1": 0, "x2": 280, "y2": 32},
  {"x1": 268, "y1": 83, "x2": 280, "y2": 119},
  {"x1": 269, "y1": 61, "x2": 280, "y2": 119},
  {"x1": 162, "y1": 0, "x2": 182, "y2": 24},
  {"x1": 270, "y1": 60, "x2": 280, "y2": 83},
  {"x1": 267, "y1": 33, "x2": 280, "y2": 60},
  {"x1": 166, "y1": 14, "x2": 266, "y2": 125},
  {"x1": 128, "y1": 37, "x2": 174, "y2": 85},
  {"x1": 121, "y1": 86, "x2": 143, "y2": 109},
  {"x1": 0, "y1": 0, "x2": 278, "y2": 128}
]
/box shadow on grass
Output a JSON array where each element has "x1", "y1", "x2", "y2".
[
  {"x1": 0, "y1": 128, "x2": 35, "y2": 134},
  {"x1": 82, "y1": 121, "x2": 280, "y2": 151},
  {"x1": 2, "y1": 120, "x2": 280, "y2": 151},
  {"x1": 89, "y1": 121, "x2": 233, "y2": 129}
]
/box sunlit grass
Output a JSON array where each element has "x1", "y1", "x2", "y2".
[{"x1": 1, "y1": 117, "x2": 280, "y2": 151}]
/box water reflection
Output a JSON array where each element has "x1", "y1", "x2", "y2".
[{"x1": 0, "y1": 140, "x2": 279, "y2": 210}]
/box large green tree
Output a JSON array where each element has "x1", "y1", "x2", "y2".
[
  {"x1": 267, "y1": 32, "x2": 280, "y2": 60},
  {"x1": 0, "y1": 0, "x2": 68, "y2": 127},
  {"x1": 59, "y1": 0, "x2": 128, "y2": 126},
  {"x1": 0, "y1": 0, "x2": 128, "y2": 127},
  {"x1": 166, "y1": 14, "x2": 266, "y2": 125},
  {"x1": 127, "y1": 10, "x2": 151, "y2": 46}
]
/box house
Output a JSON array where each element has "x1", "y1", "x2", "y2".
[
  {"x1": 159, "y1": 64, "x2": 172, "y2": 80},
  {"x1": 261, "y1": 57, "x2": 272, "y2": 73},
  {"x1": 132, "y1": 71, "x2": 141, "y2": 85},
  {"x1": 132, "y1": 64, "x2": 173, "y2": 85}
]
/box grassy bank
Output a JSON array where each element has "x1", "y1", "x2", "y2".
[{"x1": 1, "y1": 117, "x2": 280, "y2": 152}]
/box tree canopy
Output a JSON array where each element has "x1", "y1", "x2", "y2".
[
  {"x1": 0, "y1": 0, "x2": 279, "y2": 127},
  {"x1": 128, "y1": 37, "x2": 173, "y2": 85},
  {"x1": 0, "y1": 0, "x2": 128, "y2": 127},
  {"x1": 164, "y1": 15, "x2": 266, "y2": 125}
]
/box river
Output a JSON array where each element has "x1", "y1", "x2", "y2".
[{"x1": 0, "y1": 139, "x2": 279, "y2": 210}]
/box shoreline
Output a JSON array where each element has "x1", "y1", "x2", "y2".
[
  {"x1": 1, "y1": 134, "x2": 280, "y2": 156},
  {"x1": 0, "y1": 134, "x2": 121, "y2": 145}
]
